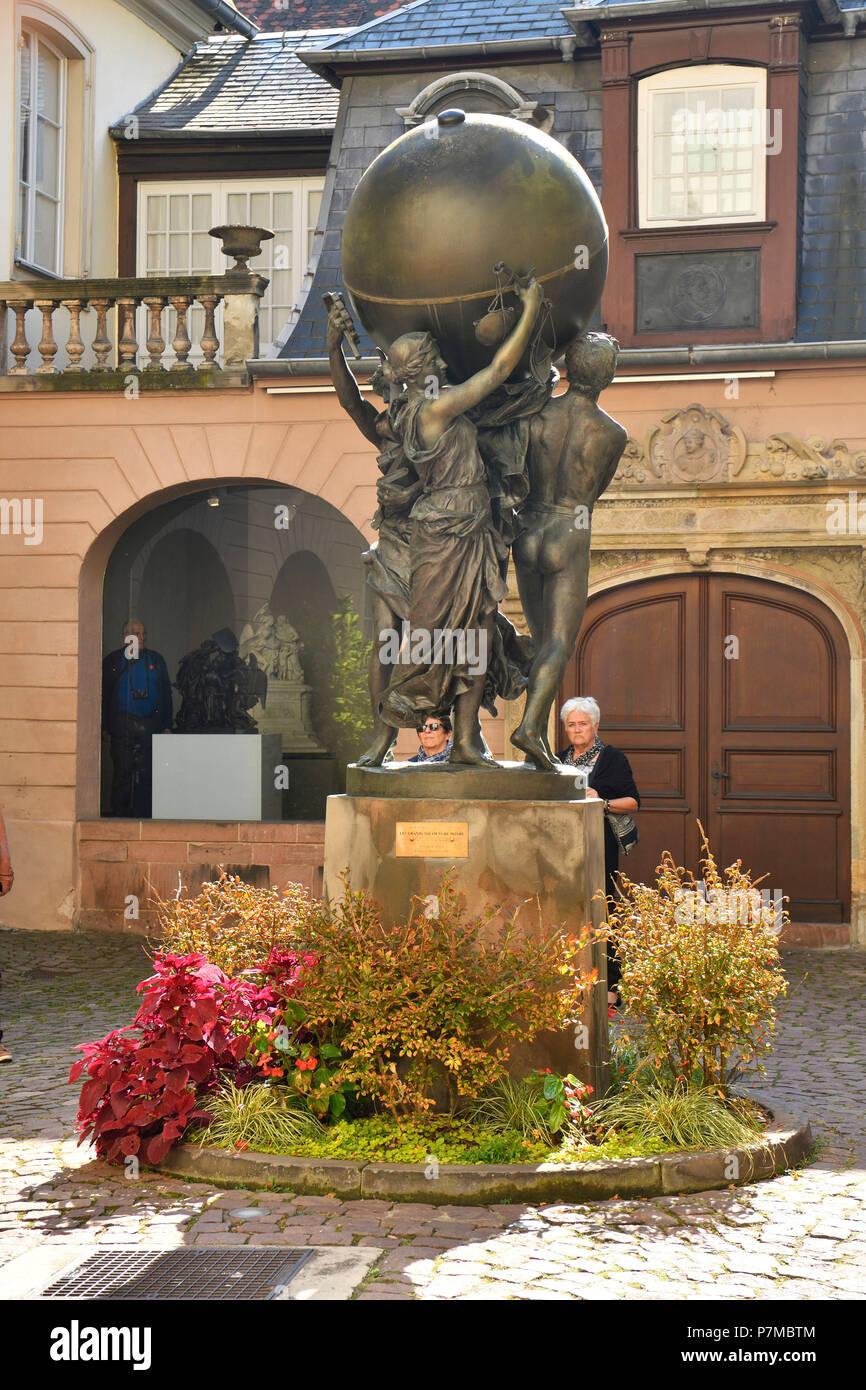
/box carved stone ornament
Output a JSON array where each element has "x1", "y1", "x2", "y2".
[
  {"x1": 397, "y1": 73, "x2": 552, "y2": 131},
  {"x1": 609, "y1": 406, "x2": 866, "y2": 488},
  {"x1": 646, "y1": 404, "x2": 747, "y2": 484},
  {"x1": 760, "y1": 434, "x2": 866, "y2": 481},
  {"x1": 716, "y1": 547, "x2": 866, "y2": 613}
]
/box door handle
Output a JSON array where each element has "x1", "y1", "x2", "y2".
[{"x1": 711, "y1": 761, "x2": 730, "y2": 795}]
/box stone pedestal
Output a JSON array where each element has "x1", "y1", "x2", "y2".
[
  {"x1": 324, "y1": 779, "x2": 609, "y2": 1096},
  {"x1": 249, "y1": 680, "x2": 323, "y2": 753},
  {"x1": 152, "y1": 733, "x2": 283, "y2": 821}
]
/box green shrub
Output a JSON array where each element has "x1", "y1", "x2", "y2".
[
  {"x1": 314, "y1": 594, "x2": 374, "y2": 782},
  {"x1": 608, "y1": 1030, "x2": 653, "y2": 1094},
  {"x1": 152, "y1": 872, "x2": 323, "y2": 976},
  {"x1": 193, "y1": 1080, "x2": 324, "y2": 1152},
  {"x1": 293, "y1": 878, "x2": 597, "y2": 1118},
  {"x1": 468, "y1": 1072, "x2": 595, "y2": 1143},
  {"x1": 606, "y1": 826, "x2": 787, "y2": 1092}
]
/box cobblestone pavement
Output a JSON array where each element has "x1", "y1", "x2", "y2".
[{"x1": 1, "y1": 926, "x2": 865, "y2": 1301}]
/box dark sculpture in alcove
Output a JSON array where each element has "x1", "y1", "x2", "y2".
[{"x1": 174, "y1": 628, "x2": 267, "y2": 734}]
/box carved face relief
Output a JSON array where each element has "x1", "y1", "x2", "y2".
[
  {"x1": 648, "y1": 405, "x2": 737, "y2": 484},
  {"x1": 668, "y1": 264, "x2": 727, "y2": 326},
  {"x1": 671, "y1": 427, "x2": 718, "y2": 482}
]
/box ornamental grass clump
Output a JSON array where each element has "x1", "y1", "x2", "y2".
[
  {"x1": 606, "y1": 827, "x2": 787, "y2": 1094},
  {"x1": 194, "y1": 1080, "x2": 324, "y2": 1153},
  {"x1": 153, "y1": 872, "x2": 325, "y2": 976},
  {"x1": 468, "y1": 1076, "x2": 557, "y2": 1144},
  {"x1": 293, "y1": 877, "x2": 597, "y2": 1118},
  {"x1": 590, "y1": 1080, "x2": 764, "y2": 1154}
]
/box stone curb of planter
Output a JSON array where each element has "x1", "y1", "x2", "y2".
[{"x1": 153, "y1": 1095, "x2": 811, "y2": 1205}]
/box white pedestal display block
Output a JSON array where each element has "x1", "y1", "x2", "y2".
[{"x1": 152, "y1": 734, "x2": 283, "y2": 821}]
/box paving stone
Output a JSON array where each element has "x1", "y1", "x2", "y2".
[
  {"x1": 383, "y1": 1220, "x2": 440, "y2": 1237},
  {"x1": 289, "y1": 1196, "x2": 344, "y2": 1212},
  {"x1": 326, "y1": 1219, "x2": 387, "y2": 1235}
]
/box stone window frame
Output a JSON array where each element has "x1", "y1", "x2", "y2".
[{"x1": 396, "y1": 72, "x2": 553, "y2": 132}]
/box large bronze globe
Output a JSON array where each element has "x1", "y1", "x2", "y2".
[{"x1": 342, "y1": 110, "x2": 608, "y2": 383}]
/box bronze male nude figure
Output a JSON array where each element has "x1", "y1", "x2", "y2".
[{"x1": 511, "y1": 332, "x2": 627, "y2": 772}]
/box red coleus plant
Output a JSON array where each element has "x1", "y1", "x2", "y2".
[{"x1": 70, "y1": 948, "x2": 315, "y2": 1166}]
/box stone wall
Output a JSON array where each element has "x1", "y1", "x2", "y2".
[
  {"x1": 0, "y1": 382, "x2": 380, "y2": 932},
  {"x1": 77, "y1": 820, "x2": 325, "y2": 934}
]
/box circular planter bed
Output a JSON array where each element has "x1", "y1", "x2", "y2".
[{"x1": 152, "y1": 1095, "x2": 811, "y2": 1205}]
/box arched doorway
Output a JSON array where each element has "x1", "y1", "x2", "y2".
[{"x1": 558, "y1": 573, "x2": 851, "y2": 923}]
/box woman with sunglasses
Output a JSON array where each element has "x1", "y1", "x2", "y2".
[{"x1": 408, "y1": 716, "x2": 453, "y2": 763}]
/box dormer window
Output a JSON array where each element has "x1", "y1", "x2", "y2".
[
  {"x1": 397, "y1": 72, "x2": 552, "y2": 131},
  {"x1": 638, "y1": 66, "x2": 768, "y2": 229}
]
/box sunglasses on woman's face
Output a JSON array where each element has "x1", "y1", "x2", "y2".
[{"x1": 417, "y1": 722, "x2": 443, "y2": 733}]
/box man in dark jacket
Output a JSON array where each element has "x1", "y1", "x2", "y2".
[{"x1": 102, "y1": 619, "x2": 173, "y2": 817}]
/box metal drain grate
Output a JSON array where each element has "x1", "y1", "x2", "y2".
[{"x1": 41, "y1": 1248, "x2": 314, "y2": 1301}]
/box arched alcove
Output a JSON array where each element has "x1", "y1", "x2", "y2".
[{"x1": 97, "y1": 483, "x2": 370, "y2": 819}]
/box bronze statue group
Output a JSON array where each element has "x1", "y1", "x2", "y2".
[{"x1": 326, "y1": 285, "x2": 627, "y2": 771}]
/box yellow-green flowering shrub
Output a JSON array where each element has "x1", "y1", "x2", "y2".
[{"x1": 606, "y1": 828, "x2": 787, "y2": 1093}]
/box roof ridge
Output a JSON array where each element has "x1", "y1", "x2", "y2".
[
  {"x1": 199, "y1": 26, "x2": 355, "y2": 42},
  {"x1": 299, "y1": 0, "x2": 433, "y2": 51}
]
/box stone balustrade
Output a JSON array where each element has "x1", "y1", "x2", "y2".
[{"x1": 0, "y1": 271, "x2": 269, "y2": 385}]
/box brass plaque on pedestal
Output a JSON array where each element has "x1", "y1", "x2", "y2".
[{"x1": 395, "y1": 822, "x2": 469, "y2": 858}]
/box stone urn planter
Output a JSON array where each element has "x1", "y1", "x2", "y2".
[{"x1": 209, "y1": 224, "x2": 274, "y2": 275}]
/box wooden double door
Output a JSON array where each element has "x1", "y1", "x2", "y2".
[{"x1": 558, "y1": 573, "x2": 850, "y2": 922}]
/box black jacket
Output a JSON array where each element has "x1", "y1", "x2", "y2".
[{"x1": 557, "y1": 742, "x2": 641, "y2": 886}]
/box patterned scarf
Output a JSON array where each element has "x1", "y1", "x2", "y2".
[{"x1": 563, "y1": 735, "x2": 605, "y2": 769}]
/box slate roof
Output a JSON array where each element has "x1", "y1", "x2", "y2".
[
  {"x1": 234, "y1": 0, "x2": 399, "y2": 28},
  {"x1": 303, "y1": 0, "x2": 574, "y2": 55},
  {"x1": 564, "y1": 0, "x2": 863, "y2": 12},
  {"x1": 111, "y1": 32, "x2": 345, "y2": 138}
]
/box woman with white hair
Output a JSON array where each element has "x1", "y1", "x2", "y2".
[{"x1": 558, "y1": 696, "x2": 640, "y2": 1013}]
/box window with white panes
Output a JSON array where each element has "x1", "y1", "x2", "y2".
[
  {"x1": 137, "y1": 179, "x2": 325, "y2": 359},
  {"x1": 17, "y1": 28, "x2": 66, "y2": 274},
  {"x1": 637, "y1": 66, "x2": 767, "y2": 229}
]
